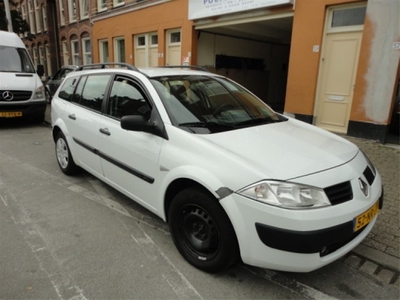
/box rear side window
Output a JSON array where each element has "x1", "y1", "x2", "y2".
[{"x1": 58, "y1": 77, "x2": 77, "y2": 101}]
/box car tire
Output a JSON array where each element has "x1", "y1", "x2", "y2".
[
  {"x1": 168, "y1": 186, "x2": 239, "y2": 272},
  {"x1": 55, "y1": 132, "x2": 79, "y2": 175}
]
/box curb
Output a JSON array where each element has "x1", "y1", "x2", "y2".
[{"x1": 352, "y1": 244, "x2": 400, "y2": 273}]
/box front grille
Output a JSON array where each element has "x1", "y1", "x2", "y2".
[
  {"x1": 324, "y1": 181, "x2": 353, "y2": 205},
  {"x1": 0, "y1": 90, "x2": 32, "y2": 101},
  {"x1": 363, "y1": 166, "x2": 375, "y2": 185}
]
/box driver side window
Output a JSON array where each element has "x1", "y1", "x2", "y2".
[{"x1": 107, "y1": 76, "x2": 151, "y2": 119}]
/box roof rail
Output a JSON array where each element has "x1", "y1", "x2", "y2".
[
  {"x1": 161, "y1": 65, "x2": 209, "y2": 72},
  {"x1": 77, "y1": 63, "x2": 139, "y2": 72}
]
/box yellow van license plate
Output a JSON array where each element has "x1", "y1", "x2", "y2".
[
  {"x1": 354, "y1": 201, "x2": 379, "y2": 232},
  {"x1": 0, "y1": 112, "x2": 23, "y2": 118}
]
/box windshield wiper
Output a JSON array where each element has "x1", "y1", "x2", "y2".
[
  {"x1": 235, "y1": 117, "x2": 276, "y2": 127},
  {"x1": 178, "y1": 121, "x2": 234, "y2": 128}
]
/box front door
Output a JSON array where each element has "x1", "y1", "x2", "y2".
[{"x1": 315, "y1": 31, "x2": 362, "y2": 133}]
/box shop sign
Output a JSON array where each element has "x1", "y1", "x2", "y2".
[{"x1": 188, "y1": 0, "x2": 294, "y2": 20}]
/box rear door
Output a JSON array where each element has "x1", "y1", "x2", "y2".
[
  {"x1": 97, "y1": 75, "x2": 164, "y2": 212},
  {"x1": 65, "y1": 74, "x2": 112, "y2": 177}
]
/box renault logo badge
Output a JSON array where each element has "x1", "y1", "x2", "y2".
[
  {"x1": 359, "y1": 178, "x2": 369, "y2": 197},
  {"x1": 2, "y1": 91, "x2": 14, "y2": 101}
]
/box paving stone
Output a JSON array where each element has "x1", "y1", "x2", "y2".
[
  {"x1": 373, "y1": 268, "x2": 396, "y2": 284},
  {"x1": 344, "y1": 255, "x2": 362, "y2": 269},
  {"x1": 359, "y1": 260, "x2": 378, "y2": 275}
]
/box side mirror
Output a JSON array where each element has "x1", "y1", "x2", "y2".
[
  {"x1": 37, "y1": 65, "x2": 45, "y2": 77},
  {"x1": 121, "y1": 115, "x2": 168, "y2": 139}
]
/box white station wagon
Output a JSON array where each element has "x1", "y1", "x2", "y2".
[{"x1": 51, "y1": 64, "x2": 383, "y2": 273}]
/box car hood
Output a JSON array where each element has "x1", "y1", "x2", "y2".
[
  {"x1": 199, "y1": 118, "x2": 359, "y2": 180},
  {"x1": 0, "y1": 72, "x2": 39, "y2": 90}
]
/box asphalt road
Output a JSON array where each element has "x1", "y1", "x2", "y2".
[{"x1": 0, "y1": 119, "x2": 399, "y2": 299}]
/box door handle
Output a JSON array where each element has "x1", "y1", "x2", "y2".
[
  {"x1": 68, "y1": 114, "x2": 76, "y2": 120},
  {"x1": 99, "y1": 128, "x2": 111, "y2": 136}
]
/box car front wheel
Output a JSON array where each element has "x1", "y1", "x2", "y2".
[
  {"x1": 168, "y1": 186, "x2": 239, "y2": 272},
  {"x1": 55, "y1": 132, "x2": 79, "y2": 175}
]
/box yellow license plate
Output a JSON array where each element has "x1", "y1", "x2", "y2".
[
  {"x1": 354, "y1": 201, "x2": 380, "y2": 232},
  {"x1": 0, "y1": 112, "x2": 23, "y2": 118}
]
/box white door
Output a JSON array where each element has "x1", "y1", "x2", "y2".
[
  {"x1": 315, "y1": 4, "x2": 366, "y2": 133},
  {"x1": 315, "y1": 31, "x2": 362, "y2": 133},
  {"x1": 166, "y1": 29, "x2": 181, "y2": 66}
]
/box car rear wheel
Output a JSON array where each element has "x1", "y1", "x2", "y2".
[
  {"x1": 168, "y1": 186, "x2": 239, "y2": 272},
  {"x1": 55, "y1": 132, "x2": 79, "y2": 175}
]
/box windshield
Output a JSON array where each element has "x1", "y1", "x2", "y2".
[
  {"x1": 151, "y1": 75, "x2": 284, "y2": 133},
  {"x1": 0, "y1": 46, "x2": 35, "y2": 73}
]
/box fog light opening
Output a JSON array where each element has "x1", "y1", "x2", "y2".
[{"x1": 320, "y1": 246, "x2": 328, "y2": 255}]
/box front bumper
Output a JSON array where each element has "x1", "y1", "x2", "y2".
[
  {"x1": 220, "y1": 151, "x2": 383, "y2": 272},
  {"x1": 0, "y1": 100, "x2": 47, "y2": 118},
  {"x1": 256, "y1": 192, "x2": 383, "y2": 256}
]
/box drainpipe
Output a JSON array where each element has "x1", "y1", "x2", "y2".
[{"x1": 4, "y1": 0, "x2": 14, "y2": 32}]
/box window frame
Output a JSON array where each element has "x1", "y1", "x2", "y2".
[
  {"x1": 82, "y1": 37, "x2": 92, "y2": 64},
  {"x1": 99, "y1": 39, "x2": 109, "y2": 63},
  {"x1": 97, "y1": 0, "x2": 107, "y2": 12}
]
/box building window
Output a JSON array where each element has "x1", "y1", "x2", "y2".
[
  {"x1": 62, "y1": 40, "x2": 69, "y2": 65},
  {"x1": 34, "y1": 0, "x2": 41, "y2": 33},
  {"x1": 32, "y1": 46, "x2": 38, "y2": 66},
  {"x1": 59, "y1": 0, "x2": 65, "y2": 25},
  {"x1": 82, "y1": 37, "x2": 92, "y2": 64},
  {"x1": 28, "y1": 0, "x2": 36, "y2": 33},
  {"x1": 68, "y1": 0, "x2": 77, "y2": 23},
  {"x1": 99, "y1": 39, "x2": 109, "y2": 63},
  {"x1": 113, "y1": 0, "x2": 124, "y2": 7},
  {"x1": 331, "y1": 6, "x2": 366, "y2": 28},
  {"x1": 170, "y1": 31, "x2": 181, "y2": 44},
  {"x1": 71, "y1": 39, "x2": 80, "y2": 65},
  {"x1": 98, "y1": 0, "x2": 107, "y2": 12},
  {"x1": 151, "y1": 34, "x2": 158, "y2": 46},
  {"x1": 80, "y1": 0, "x2": 89, "y2": 19},
  {"x1": 38, "y1": 45, "x2": 45, "y2": 75},
  {"x1": 42, "y1": 5, "x2": 48, "y2": 31},
  {"x1": 45, "y1": 44, "x2": 52, "y2": 76},
  {"x1": 137, "y1": 36, "x2": 146, "y2": 47},
  {"x1": 114, "y1": 37, "x2": 125, "y2": 63}
]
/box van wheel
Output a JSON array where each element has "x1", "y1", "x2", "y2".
[
  {"x1": 168, "y1": 187, "x2": 239, "y2": 272},
  {"x1": 55, "y1": 132, "x2": 79, "y2": 175}
]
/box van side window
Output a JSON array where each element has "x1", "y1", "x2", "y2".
[
  {"x1": 80, "y1": 75, "x2": 111, "y2": 112},
  {"x1": 58, "y1": 77, "x2": 77, "y2": 101},
  {"x1": 107, "y1": 76, "x2": 151, "y2": 119}
]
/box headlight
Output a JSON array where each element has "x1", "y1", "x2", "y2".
[
  {"x1": 237, "y1": 181, "x2": 331, "y2": 209},
  {"x1": 33, "y1": 85, "x2": 45, "y2": 100}
]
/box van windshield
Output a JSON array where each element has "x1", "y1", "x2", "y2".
[{"x1": 0, "y1": 46, "x2": 35, "y2": 73}]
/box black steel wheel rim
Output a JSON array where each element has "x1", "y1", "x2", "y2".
[{"x1": 178, "y1": 204, "x2": 220, "y2": 260}]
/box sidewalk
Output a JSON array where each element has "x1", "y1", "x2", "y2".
[
  {"x1": 344, "y1": 135, "x2": 400, "y2": 273},
  {"x1": 44, "y1": 104, "x2": 399, "y2": 272}
]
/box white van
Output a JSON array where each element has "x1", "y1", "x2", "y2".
[{"x1": 0, "y1": 31, "x2": 46, "y2": 122}]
